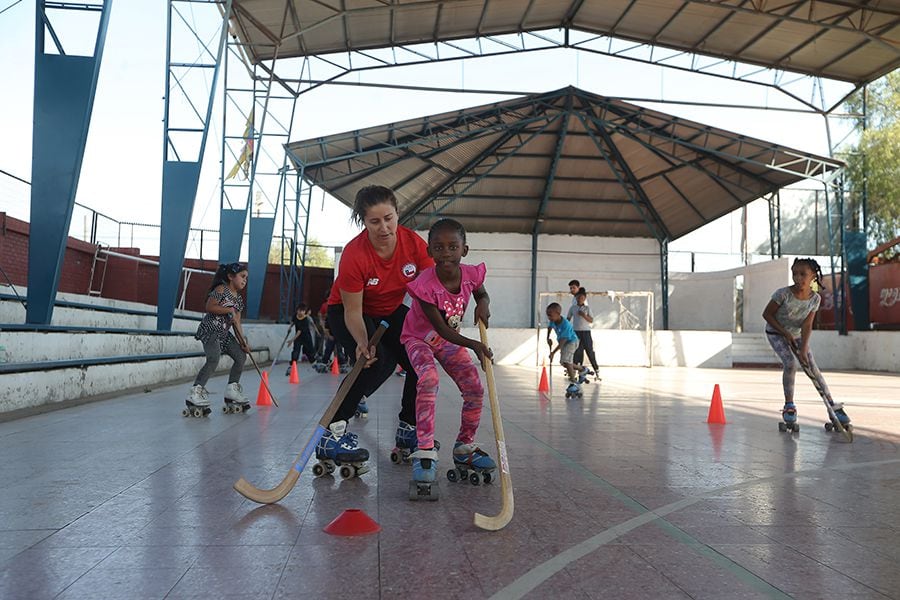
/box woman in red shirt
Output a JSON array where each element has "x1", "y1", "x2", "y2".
[{"x1": 316, "y1": 185, "x2": 434, "y2": 474}]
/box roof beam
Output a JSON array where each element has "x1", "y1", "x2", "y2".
[
  {"x1": 402, "y1": 113, "x2": 565, "y2": 226},
  {"x1": 533, "y1": 96, "x2": 571, "y2": 235},
  {"x1": 578, "y1": 113, "x2": 671, "y2": 242}
]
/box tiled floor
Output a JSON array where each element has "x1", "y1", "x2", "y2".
[{"x1": 1, "y1": 363, "x2": 898, "y2": 599}]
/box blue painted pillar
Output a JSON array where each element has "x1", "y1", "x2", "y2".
[
  {"x1": 27, "y1": 1, "x2": 112, "y2": 324},
  {"x1": 157, "y1": 161, "x2": 202, "y2": 330},
  {"x1": 246, "y1": 215, "x2": 275, "y2": 319},
  {"x1": 218, "y1": 208, "x2": 247, "y2": 264}
]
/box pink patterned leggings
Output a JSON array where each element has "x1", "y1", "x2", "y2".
[{"x1": 406, "y1": 338, "x2": 485, "y2": 450}]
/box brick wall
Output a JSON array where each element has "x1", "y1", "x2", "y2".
[{"x1": 0, "y1": 212, "x2": 333, "y2": 320}]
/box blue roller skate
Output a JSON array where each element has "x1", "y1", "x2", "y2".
[
  {"x1": 447, "y1": 442, "x2": 496, "y2": 486},
  {"x1": 565, "y1": 380, "x2": 583, "y2": 399},
  {"x1": 825, "y1": 402, "x2": 853, "y2": 441},
  {"x1": 778, "y1": 402, "x2": 798, "y2": 433},
  {"x1": 408, "y1": 448, "x2": 439, "y2": 501},
  {"x1": 312, "y1": 420, "x2": 369, "y2": 479},
  {"x1": 577, "y1": 369, "x2": 590, "y2": 385},
  {"x1": 355, "y1": 399, "x2": 369, "y2": 419},
  {"x1": 391, "y1": 421, "x2": 440, "y2": 464}
]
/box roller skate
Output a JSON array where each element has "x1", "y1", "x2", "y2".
[
  {"x1": 313, "y1": 361, "x2": 329, "y2": 373},
  {"x1": 408, "y1": 448, "x2": 439, "y2": 501},
  {"x1": 824, "y1": 402, "x2": 853, "y2": 441},
  {"x1": 312, "y1": 420, "x2": 370, "y2": 479},
  {"x1": 355, "y1": 399, "x2": 369, "y2": 419},
  {"x1": 565, "y1": 380, "x2": 583, "y2": 399},
  {"x1": 222, "y1": 382, "x2": 251, "y2": 414},
  {"x1": 391, "y1": 421, "x2": 439, "y2": 464},
  {"x1": 447, "y1": 442, "x2": 496, "y2": 486},
  {"x1": 778, "y1": 402, "x2": 799, "y2": 433},
  {"x1": 182, "y1": 385, "x2": 211, "y2": 418},
  {"x1": 577, "y1": 369, "x2": 590, "y2": 385}
]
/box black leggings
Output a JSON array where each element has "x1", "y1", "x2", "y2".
[
  {"x1": 326, "y1": 303, "x2": 417, "y2": 425},
  {"x1": 574, "y1": 330, "x2": 599, "y2": 371}
]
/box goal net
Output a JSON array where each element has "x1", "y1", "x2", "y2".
[{"x1": 536, "y1": 291, "x2": 655, "y2": 367}]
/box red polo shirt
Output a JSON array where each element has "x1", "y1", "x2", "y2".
[{"x1": 328, "y1": 226, "x2": 433, "y2": 316}]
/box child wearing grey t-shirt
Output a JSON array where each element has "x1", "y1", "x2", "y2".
[{"x1": 762, "y1": 258, "x2": 850, "y2": 430}]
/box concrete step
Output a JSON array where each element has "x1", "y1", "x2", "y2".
[
  {"x1": 0, "y1": 349, "x2": 269, "y2": 415},
  {"x1": 731, "y1": 332, "x2": 779, "y2": 366},
  {"x1": 0, "y1": 331, "x2": 200, "y2": 363}
]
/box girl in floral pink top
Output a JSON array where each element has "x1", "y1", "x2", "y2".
[{"x1": 401, "y1": 219, "x2": 495, "y2": 490}]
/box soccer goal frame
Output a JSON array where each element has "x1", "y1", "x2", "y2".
[{"x1": 536, "y1": 290, "x2": 655, "y2": 367}]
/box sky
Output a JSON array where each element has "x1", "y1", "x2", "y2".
[{"x1": 0, "y1": 1, "x2": 860, "y2": 269}]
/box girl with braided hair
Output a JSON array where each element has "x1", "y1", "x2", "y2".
[{"x1": 762, "y1": 258, "x2": 850, "y2": 431}]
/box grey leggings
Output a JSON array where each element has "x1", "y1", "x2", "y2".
[
  {"x1": 193, "y1": 334, "x2": 246, "y2": 387},
  {"x1": 765, "y1": 331, "x2": 833, "y2": 404}
]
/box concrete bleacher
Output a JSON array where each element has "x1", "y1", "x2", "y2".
[{"x1": 0, "y1": 287, "x2": 286, "y2": 417}]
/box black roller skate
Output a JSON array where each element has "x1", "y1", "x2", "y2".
[
  {"x1": 447, "y1": 442, "x2": 496, "y2": 486},
  {"x1": 222, "y1": 382, "x2": 251, "y2": 414},
  {"x1": 182, "y1": 385, "x2": 211, "y2": 417},
  {"x1": 313, "y1": 361, "x2": 329, "y2": 374},
  {"x1": 391, "y1": 421, "x2": 440, "y2": 464},
  {"x1": 409, "y1": 448, "x2": 439, "y2": 501},
  {"x1": 778, "y1": 402, "x2": 799, "y2": 433},
  {"x1": 312, "y1": 420, "x2": 370, "y2": 479}
]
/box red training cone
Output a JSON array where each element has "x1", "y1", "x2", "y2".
[
  {"x1": 289, "y1": 361, "x2": 300, "y2": 384},
  {"x1": 256, "y1": 371, "x2": 273, "y2": 406},
  {"x1": 538, "y1": 359, "x2": 550, "y2": 393},
  {"x1": 323, "y1": 509, "x2": 381, "y2": 536},
  {"x1": 331, "y1": 355, "x2": 340, "y2": 375},
  {"x1": 706, "y1": 384, "x2": 726, "y2": 424}
]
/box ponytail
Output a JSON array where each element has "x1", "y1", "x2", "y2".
[{"x1": 208, "y1": 262, "x2": 246, "y2": 293}]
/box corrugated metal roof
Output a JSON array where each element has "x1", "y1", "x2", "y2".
[
  {"x1": 285, "y1": 86, "x2": 843, "y2": 241},
  {"x1": 232, "y1": 0, "x2": 900, "y2": 84}
]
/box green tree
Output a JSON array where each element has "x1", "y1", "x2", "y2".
[
  {"x1": 269, "y1": 237, "x2": 334, "y2": 268},
  {"x1": 841, "y1": 71, "x2": 900, "y2": 246}
]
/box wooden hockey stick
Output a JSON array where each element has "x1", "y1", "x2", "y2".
[
  {"x1": 474, "y1": 320, "x2": 515, "y2": 531},
  {"x1": 233, "y1": 322, "x2": 388, "y2": 504},
  {"x1": 788, "y1": 342, "x2": 853, "y2": 442},
  {"x1": 234, "y1": 330, "x2": 279, "y2": 407},
  {"x1": 267, "y1": 324, "x2": 295, "y2": 374}
]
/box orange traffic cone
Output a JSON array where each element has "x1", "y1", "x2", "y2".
[
  {"x1": 707, "y1": 384, "x2": 726, "y2": 424},
  {"x1": 323, "y1": 509, "x2": 381, "y2": 536},
  {"x1": 256, "y1": 371, "x2": 273, "y2": 406},
  {"x1": 538, "y1": 359, "x2": 550, "y2": 393},
  {"x1": 331, "y1": 355, "x2": 340, "y2": 375},
  {"x1": 289, "y1": 361, "x2": 300, "y2": 384}
]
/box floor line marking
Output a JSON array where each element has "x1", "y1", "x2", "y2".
[{"x1": 491, "y1": 417, "x2": 900, "y2": 600}]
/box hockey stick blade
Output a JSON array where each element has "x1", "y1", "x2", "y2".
[
  {"x1": 233, "y1": 322, "x2": 388, "y2": 504},
  {"x1": 473, "y1": 320, "x2": 515, "y2": 531}
]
